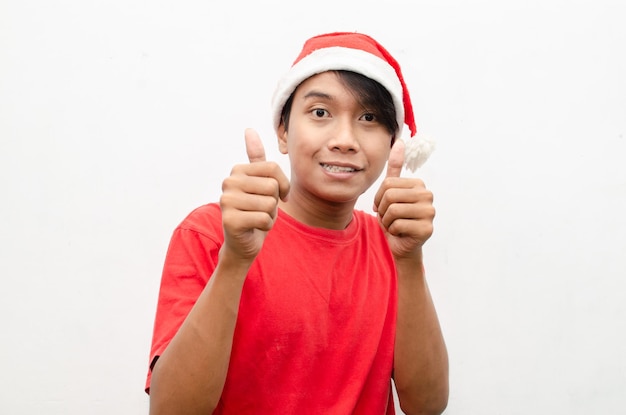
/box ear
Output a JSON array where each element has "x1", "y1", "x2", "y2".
[{"x1": 277, "y1": 122, "x2": 289, "y2": 154}]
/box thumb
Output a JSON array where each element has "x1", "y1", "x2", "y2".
[
  {"x1": 245, "y1": 128, "x2": 266, "y2": 163},
  {"x1": 385, "y1": 139, "x2": 405, "y2": 178}
]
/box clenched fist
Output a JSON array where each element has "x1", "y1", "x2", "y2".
[
  {"x1": 219, "y1": 129, "x2": 290, "y2": 261},
  {"x1": 373, "y1": 139, "x2": 435, "y2": 260}
]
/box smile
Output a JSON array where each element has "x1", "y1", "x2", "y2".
[{"x1": 321, "y1": 163, "x2": 359, "y2": 173}]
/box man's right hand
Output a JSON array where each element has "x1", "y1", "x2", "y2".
[{"x1": 220, "y1": 128, "x2": 290, "y2": 261}]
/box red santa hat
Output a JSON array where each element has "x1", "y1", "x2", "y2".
[{"x1": 271, "y1": 31, "x2": 434, "y2": 172}]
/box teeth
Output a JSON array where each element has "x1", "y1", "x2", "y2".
[{"x1": 322, "y1": 164, "x2": 356, "y2": 173}]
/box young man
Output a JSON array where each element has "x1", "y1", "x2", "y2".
[{"x1": 146, "y1": 32, "x2": 448, "y2": 415}]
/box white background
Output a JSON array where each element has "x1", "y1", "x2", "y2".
[{"x1": 1, "y1": 0, "x2": 625, "y2": 414}]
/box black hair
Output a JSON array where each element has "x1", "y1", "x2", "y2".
[{"x1": 280, "y1": 70, "x2": 398, "y2": 143}]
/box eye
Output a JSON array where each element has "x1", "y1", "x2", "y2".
[
  {"x1": 311, "y1": 108, "x2": 329, "y2": 118},
  {"x1": 360, "y1": 113, "x2": 377, "y2": 122}
]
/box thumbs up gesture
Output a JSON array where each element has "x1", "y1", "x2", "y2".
[
  {"x1": 373, "y1": 139, "x2": 435, "y2": 260},
  {"x1": 220, "y1": 129, "x2": 290, "y2": 261}
]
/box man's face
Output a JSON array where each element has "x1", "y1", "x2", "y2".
[{"x1": 277, "y1": 71, "x2": 393, "y2": 206}]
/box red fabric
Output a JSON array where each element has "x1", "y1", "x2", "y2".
[
  {"x1": 293, "y1": 32, "x2": 417, "y2": 137},
  {"x1": 146, "y1": 203, "x2": 398, "y2": 414}
]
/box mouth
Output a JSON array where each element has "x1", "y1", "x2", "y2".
[{"x1": 320, "y1": 163, "x2": 360, "y2": 173}]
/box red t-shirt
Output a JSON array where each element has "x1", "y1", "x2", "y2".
[{"x1": 147, "y1": 203, "x2": 398, "y2": 414}]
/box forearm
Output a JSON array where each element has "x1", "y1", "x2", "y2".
[
  {"x1": 393, "y1": 252, "x2": 449, "y2": 415},
  {"x1": 149, "y1": 251, "x2": 251, "y2": 415}
]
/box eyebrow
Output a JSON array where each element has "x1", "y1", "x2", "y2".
[{"x1": 302, "y1": 90, "x2": 333, "y2": 101}]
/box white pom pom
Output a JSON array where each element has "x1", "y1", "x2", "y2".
[{"x1": 403, "y1": 133, "x2": 435, "y2": 172}]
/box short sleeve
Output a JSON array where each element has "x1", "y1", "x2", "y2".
[{"x1": 145, "y1": 204, "x2": 223, "y2": 393}]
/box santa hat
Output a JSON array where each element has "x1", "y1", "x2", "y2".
[{"x1": 271, "y1": 31, "x2": 434, "y2": 172}]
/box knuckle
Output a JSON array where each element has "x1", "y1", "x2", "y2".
[
  {"x1": 422, "y1": 223, "x2": 434, "y2": 238},
  {"x1": 259, "y1": 195, "x2": 278, "y2": 213},
  {"x1": 423, "y1": 189, "x2": 434, "y2": 202},
  {"x1": 383, "y1": 177, "x2": 397, "y2": 188},
  {"x1": 221, "y1": 176, "x2": 232, "y2": 191},
  {"x1": 261, "y1": 213, "x2": 275, "y2": 230},
  {"x1": 421, "y1": 204, "x2": 436, "y2": 220},
  {"x1": 387, "y1": 203, "x2": 401, "y2": 217},
  {"x1": 219, "y1": 192, "x2": 233, "y2": 207},
  {"x1": 268, "y1": 161, "x2": 281, "y2": 173},
  {"x1": 258, "y1": 178, "x2": 279, "y2": 197},
  {"x1": 229, "y1": 163, "x2": 246, "y2": 175}
]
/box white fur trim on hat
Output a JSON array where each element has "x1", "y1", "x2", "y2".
[{"x1": 271, "y1": 46, "x2": 405, "y2": 138}]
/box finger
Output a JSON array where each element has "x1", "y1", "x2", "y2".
[
  {"x1": 378, "y1": 200, "x2": 435, "y2": 230},
  {"x1": 374, "y1": 140, "x2": 405, "y2": 212},
  {"x1": 385, "y1": 139, "x2": 405, "y2": 179},
  {"x1": 277, "y1": 172, "x2": 290, "y2": 202},
  {"x1": 245, "y1": 128, "x2": 266, "y2": 163}
]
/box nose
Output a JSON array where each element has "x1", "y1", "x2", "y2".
[{"x1": 327, "y1": 119, "x2": 360, "y2": 153}]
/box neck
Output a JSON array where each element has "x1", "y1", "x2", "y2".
[{"x1": 278, "y1": 191, "x2": 356, "y2": 230}]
